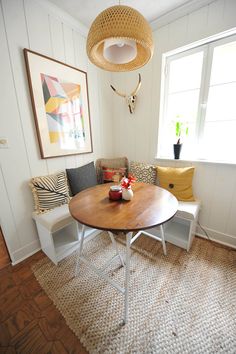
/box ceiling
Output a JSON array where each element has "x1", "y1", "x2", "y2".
[{"x1": 49, "y1": 0, "x2": 195, "y2": 28}]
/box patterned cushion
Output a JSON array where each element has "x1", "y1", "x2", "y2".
[
  {"x1": 130, "y1": 161, "x2": 157, "y2": 184},
  {"x1": 30, "y1": 171, "x2": 70, "y2": 213},
  {"x1": 96, "y1": 157, "x2": 129, "y2": 184},
  {"x1": 102, "y1": 167, "x2": 127, "y2": 183}
]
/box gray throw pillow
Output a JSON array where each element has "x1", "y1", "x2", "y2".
[{"x1": 66, "y1": 162, "x2": 97, "y2": 196}]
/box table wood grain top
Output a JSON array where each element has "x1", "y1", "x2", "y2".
[{"x1": 69, "y1": 182, "x2": 178, "y2": 233}]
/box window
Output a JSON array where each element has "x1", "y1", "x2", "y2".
[{"x1": 158, "y1": 34, "x2": 236, "y2": 163}]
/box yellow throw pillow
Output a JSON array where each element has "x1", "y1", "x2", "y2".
[{"x1": 157, "y1": 166, "x2": 195, "y2": 201}]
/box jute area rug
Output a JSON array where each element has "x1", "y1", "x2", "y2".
[{"x1": 32, "y1": 232, "x2": 236, "y2": 354}]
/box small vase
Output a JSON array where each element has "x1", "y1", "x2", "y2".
[
  {"x1": 173, "y1": 143, "x2": 182, "y2": 159},
  {"x1": 122, "y1": 188, "x2": 133, "y2": 201}
]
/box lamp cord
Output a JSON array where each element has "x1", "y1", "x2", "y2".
[{"x1": 197, "y1": 220, "x2": 211, "y2": 241}]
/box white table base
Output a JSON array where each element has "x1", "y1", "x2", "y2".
[{"x1": 76, "y1": 224, "x2": 166, "y2": 324}]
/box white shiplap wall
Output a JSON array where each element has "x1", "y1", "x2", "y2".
[
  {"x1": 111, "y1": 0, "x2": 236, "y2": 247},
  {"x1": 0, "y1": 0, "x2": 113, "y2": 263}
]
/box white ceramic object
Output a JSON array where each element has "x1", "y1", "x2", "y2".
[{"x1": 122, "y1": 188, "x2": 133, "y2": 201}]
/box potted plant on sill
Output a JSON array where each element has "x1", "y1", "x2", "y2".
[{"x1": 173, "y1": 121, "x2": 188, "y2": 159}]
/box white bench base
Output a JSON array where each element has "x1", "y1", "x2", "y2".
[
  {"x1": 143, "y1": 200, "x2": 201, "y2": 251},
  {"x1": 33, "y1": 200, "x2": 201, "y2": 264},
  {"x1": 33, "y1": 204, "x2": 101, "y2": 265}
]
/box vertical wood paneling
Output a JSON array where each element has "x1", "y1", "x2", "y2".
[
  {"x1": 0, "y1": 0, "x2": 38, "y2": 249},
  {"x1": 226, "y1": 180, "x2": 236, "y2": 236},
  {"x1": 62, "y1": 24, "x2": 75, "y2": 66},
  {"x1": 193, "y1": 162, "x2": 217, "y2": 226},
  {"x1": 0, "y1": 0, "x2": 110, "y2": 262},
  {"x1": 24, "y1": 0, "x2": 51, "y2": 55},
  {"x1": 187, "y1": 6, "x2": 208, "y2": 42},
  {"x1": 169, "y1": 16, "x2": 188, "y2": 49},
  {"x1": 2, "y1": 0, "x2": 48, "y2": 177},
  {"x1": 97, "y1": 70, "x2": 114, "y2": 158},
  {"x1": 208, "y1": 165, "x2": 236, "y2": 232},
  {"x1": 73, "y1": 31, "x2": 87, "y2": 72},
  {"x1": 223, "y1": 0, "x2": 236, "y2": 30},
  {"x1": 207, "y1": 0, "x2": 225, "y2": 35},
  {"x1": 49, "y1": 16, "x2": 65, "y2": 61},
  {"x1": 0, "y1": 166, "x2": 20, "y2": 254},
  {"x1": 133, "y1": 63, "x2": 153, "y2": 162},
  {"x1": 112, "y1": 72, "x2": 132, "y2": 158}
]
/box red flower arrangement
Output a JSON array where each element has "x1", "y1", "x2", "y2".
[{"x1": 120, "y1": 175, "x2": 136, "y2": 189}]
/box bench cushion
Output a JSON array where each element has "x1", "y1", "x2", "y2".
[
  {"x1": 32, "y1": 204, "x2": 74, "y2": 233},
  {"x1": 176, "y1": 200, "x2": 201, "y2": 221}
]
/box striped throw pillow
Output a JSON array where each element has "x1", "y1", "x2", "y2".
[{"x1": 30, "y1": 171, "x2": 70, "y2": 213}]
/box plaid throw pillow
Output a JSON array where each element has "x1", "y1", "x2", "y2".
[
  {"x1": 29, "y1": 171, "x2": 70, "y2": 213},
  {"x1": 130, "y1": 161, "x2": 157, "y2": 184}
]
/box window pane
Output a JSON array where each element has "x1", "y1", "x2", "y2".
[
  {"x1": 206, "y1": 83, "x2": 236, "y2": 122},
  {"x1": 169, "y1": 51, "x2": 204, "y2": 93},
  {"x1": 201, "y1": 121, "x2": 236, "y2": 161},
  {"x1": 159, "y1": 36, "x2": 236, "y2": 162},
  {"x1": 166, "y1": 90, "x2": 200, "y2": 123},
  {"x1": 210, "y1": 40, "x2": 236, "y2": 85}
]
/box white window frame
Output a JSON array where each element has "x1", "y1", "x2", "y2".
[{"x1": 157, "y1": 32, "x2": 236, "y2": 164}]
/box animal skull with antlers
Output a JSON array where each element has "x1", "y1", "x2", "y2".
[{"x1": 110, "y1": 74, "x2": 141, "y2": 114}]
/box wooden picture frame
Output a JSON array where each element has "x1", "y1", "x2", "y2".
[{"x1": 24, "y1": 49, "x2": 93, "y2": 158}]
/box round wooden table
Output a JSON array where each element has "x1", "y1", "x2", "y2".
[{"x1": 69, "y1": 182, "x2": 178, "y2": 324}]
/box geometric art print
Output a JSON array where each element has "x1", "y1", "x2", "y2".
[
  {"x1": 41, "y1": 74, "x2": 85, "y2": 149},
  {"x1": 24, "y1": 48, "x2": 92, "y2": 158}
]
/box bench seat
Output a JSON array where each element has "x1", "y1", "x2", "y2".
[
  {"x1": 176, "y1": 200, "x2": 201, "y2": 221},
  {"x1": 32, "y1": 204, "x2": 101, "y2": 264},
  {"x1": 32, "y1": 204, "x2": 74, "y2": 233}
]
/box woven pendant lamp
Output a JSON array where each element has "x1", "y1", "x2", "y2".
[{"x1": 86, "y1": 5, "x2": 154, "y2": 72}]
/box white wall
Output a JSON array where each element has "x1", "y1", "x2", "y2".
[
  {"x1": 111, "y1": 0, "x2": 236, "y2": 248},
  {"x1": 0, "y1": 0, "x2": 113, "y2": 263}
]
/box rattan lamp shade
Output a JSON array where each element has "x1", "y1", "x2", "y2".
[{"x1": 86, "y1": 5, "x2": 154, "y2": 72}]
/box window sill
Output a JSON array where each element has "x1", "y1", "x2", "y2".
[{"x1": 155, "y1": 156, "x2": 236, "y2": 166}]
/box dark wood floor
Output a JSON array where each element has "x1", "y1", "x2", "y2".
[{"x1": 0, "y1": 250, "x2": 88, "y2": 353}]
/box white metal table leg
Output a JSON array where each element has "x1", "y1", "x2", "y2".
[
  {"x1": 160, "y1": 225, "x2": 167, "y2": 256},
  {"x1": 108, "y1": 231, "x2": 125, "y2": 267},
  {"x1": 124, "y1": 231, "x2": 132, "y2": 324},
  {"x1": 75, "y1": 224, "x2": 86, "y2": 275}
]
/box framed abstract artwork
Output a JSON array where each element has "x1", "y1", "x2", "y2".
[{"x1": 24, "y1": 49, "x2": 93, "y2": 158}]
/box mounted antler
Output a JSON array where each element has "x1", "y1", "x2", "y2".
[{"x1": 110, "y1": 74, "x2": 141, "y2": 114}]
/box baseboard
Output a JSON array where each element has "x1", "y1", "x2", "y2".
[
  {"x1": 196, "y1": 225, "x2": 236, "y2": 249},
  {"x1": 11, "y1": 239, "x2": 41, "y2": 265}
]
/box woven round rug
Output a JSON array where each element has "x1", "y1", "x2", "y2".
[{"x1": 32, "y1": 232, "x2": 236, "y2": 354}]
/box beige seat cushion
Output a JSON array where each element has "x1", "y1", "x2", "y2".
[
  {"x1": 176, "y1": 200, "x2": 201, "y2": 221},
  {"x1": 32, "y1": 204, "x2": 74, "y2": 233}
]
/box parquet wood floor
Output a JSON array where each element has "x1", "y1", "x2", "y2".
[{"x1": 0, "y1": 251, "x2": 88, "y2": 353}]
